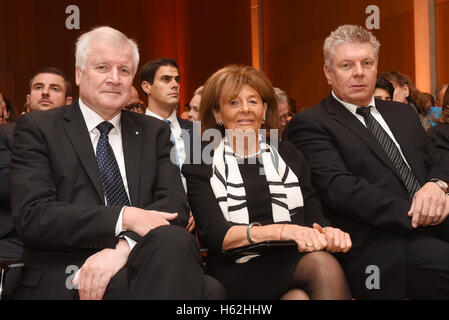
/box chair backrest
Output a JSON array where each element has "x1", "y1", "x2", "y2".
[{"x1": 0, "y1": 260, "x2": 25, "y2": 300}]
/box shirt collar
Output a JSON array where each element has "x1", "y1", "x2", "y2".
[
  {"x1": 145, "y1": 109, "x2": 180, "y2": 129},
  {"x1": 78, "y1": 98, "x2": 121, "y2": 133},
  {"x1": 331, "y1": 91, "x2": 376, "y2": 115}
]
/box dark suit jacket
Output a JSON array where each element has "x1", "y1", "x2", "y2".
[
  {"x1": 177, "y1": 116, "x2": 195, "y2": 166},
  {"x1": 8, "y1": 101, "x2": 190, "y2": 299},
  {"x1": 182, "y1": 140, "x2": 330, "y2": 257},
  {"x1": 428, "y1": 123, "x2": 449, "y2": 162},
  {"x1": 286, "y1": 94, "x2": 449, "y2": 298},
  {"x1": 0, "y1": 122, "x2": 15, "y2": 238}
]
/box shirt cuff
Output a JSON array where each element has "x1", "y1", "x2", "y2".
[
  {"x1": 115, "y1": 207, "x2": 137, "y2": 251},
  {"x1": 123, "y1": 236, "x2": 137, "y2": 251},
  {"x1": 115, "y1": 207, "x2": 126, "y2": 236}
]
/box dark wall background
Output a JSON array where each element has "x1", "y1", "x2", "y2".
[
  {"x1": 263, "y1": 0, "x2": 416, "y2": 111},
  {"x1": 436, "y1": 0, "x2": 449, "y2": 88},
  {"x1": 0, "y1": 0, "x2": 447, "y2": 115},
  {"x1": 0, "y1": 0, "x2": 252, "y2": 114}
]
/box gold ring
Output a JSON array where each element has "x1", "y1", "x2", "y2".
[{"x1": 306, "y1": 244, "x2": 313, "y2": 247}]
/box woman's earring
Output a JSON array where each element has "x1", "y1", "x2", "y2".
[{"x1": 217, "y1": 121, "x2": 223, "y2": 126}]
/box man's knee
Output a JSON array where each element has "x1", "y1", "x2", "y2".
[
  {"x1": 130, "y1": 225, "x2": 200, "y2": 266},
  {"x1": 407, "y1": 236, "x2": 449, "y2": 270},
  {"x1": 147, "y1": 225, "x2": 198, "y2": 253},
  {"x1": 203, "y1": 275, "x2": 226, "y2": 300}
]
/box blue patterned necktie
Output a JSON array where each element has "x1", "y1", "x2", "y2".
[
  {"x1": 163, "y1": 119, "x2": 180, "y2": 168},
  {"x1": 96, "y1": 121, "x2": 130, "y2": 206},
  {"x1": 356, "y1": 106, "x2": 421, "y2": 197}
]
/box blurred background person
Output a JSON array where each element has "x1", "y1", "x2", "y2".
[
  {"x1": 287, "y1": 98, "x2": 297, "y2": 122},
  {"x1": 374, "y1": 75, "x2": 394, "y2": 101},
  {"x1": 428, "y1": 87, "x2": 449, "y2": 161},
  {"x1": 430, "y1": 84, "x2": 448, "y2": 126},
  {"x1": 435, "y1": 84, "x2": 448, "y2": 107},
  {"x1": 274, "y1": 87, "x2": 290, "y2": 136},
  {"x1": 180, "y1": 103, "x2": 191, "y2": 120},
  {"x1": 381, "y1": 71, "x2": 431, "y2": 131},
  {"x1": 21, "y1": 101, "x2": 30, "y2": 115},
  {"x1": 123, "y1": 86, "x2": 146, "y2": 114},
  {"x1": 188, "y1": 85, "x2": 203, "y2": 122},
  {"x1": 421, "y1": 92, "x2": 435, "y2": 109},
  {"x1": 0, "y1": 93, "x2": 16, "y2": 124}
]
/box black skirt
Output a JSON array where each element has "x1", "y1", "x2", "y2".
[{"x1": 205, "y1": 248, "x2": 304, "y2": 300}]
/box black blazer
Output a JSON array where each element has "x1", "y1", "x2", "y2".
[
  {"x1": 182, "y1": 140, "x2": 330, "y2": 256},
  {"x1": 428, "y1": 123, "x2": 449, "y2": 162},
  {"x1": 0, "y1": 122, "x2": 15, "y2": 238},
  {"x1": 8, "y1": 101, "x2": 189, "y2": 299},
  {"x1": 286, "y1": 94, "x2": 449, "y2": 298},
  {"x1": 177, "y1": 116, "x2": 195, "y2": 166}
]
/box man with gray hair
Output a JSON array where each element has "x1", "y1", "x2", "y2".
[
  {"x1": 287, "y1": 25, "x2": 449, "y2": 299},
  {"x1": 8, "y1": 26, "x2": 223, "y2": 300},
  {"x1": 274, "y1": 87, "x2": 289, "y2": 136}
]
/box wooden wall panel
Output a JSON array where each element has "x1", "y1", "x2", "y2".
[
  {"x1": 263, "y1": 0, "x2": 415, "y2": 111},
  {"x1": 1, "y1": 0, "x2": 431, "y2": 115},
  {"x1": 174, "y1": 0, "x2": 252, "y2": 108},
  {"x1": 0, "y1": 0, "x2": 251, "y2": 114},
  {"x1": 436, "y1": 0, "x2": 449, "y2": 87}
]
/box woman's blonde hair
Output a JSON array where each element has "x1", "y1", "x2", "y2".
[{"x1": 199, "y1": 65, "x2": 281, "y2": 138}]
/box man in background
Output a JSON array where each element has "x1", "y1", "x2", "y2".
[
  {"x1": 140, "y1": 58, "x2": 195, "y2": 231},
  {"x1": 0, "y1": 67, "x2": 72, "y2": 299}
]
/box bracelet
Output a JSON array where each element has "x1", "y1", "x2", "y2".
[
  {"x1": 279, "y1": 224, "x2": 287, "y2": 241},
  {"x1": 247, "y1": 222, "x2": 261, "y2": 245}
]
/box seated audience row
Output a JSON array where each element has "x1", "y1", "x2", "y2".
[{"x1": 2, "y1": 24, "x2": 449, "y2": 301}]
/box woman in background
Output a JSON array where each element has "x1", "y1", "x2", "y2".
[
  {"x1": 428, "y1": 87, "x2": 449, "y2": 160},
  {"x1": 380, "y1": 71, "x2": 431, "y2": 131}
]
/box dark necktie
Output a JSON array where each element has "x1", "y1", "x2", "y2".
[
  {"x1": 356, "y1": 106, "x2": 421, "y2": 197},
  {"x1": 163, "y1": 119, "x2": 180, "y2": 167},
  {"x1": 96, "y1": 121, "x2": 130, "y2": 206}
]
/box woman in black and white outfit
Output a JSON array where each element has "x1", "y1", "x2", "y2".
[{"x1": 182, "y1": 65, "x2": 352, "y2": 300}]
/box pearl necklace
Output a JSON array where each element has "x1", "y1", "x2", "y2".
[{"x1": 233, "y1": 150, "x2": 261, "y2": 159}]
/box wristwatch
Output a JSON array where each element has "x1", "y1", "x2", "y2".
[{"x1": 430, "y1": 179, "x2": 448, "y2": 193}]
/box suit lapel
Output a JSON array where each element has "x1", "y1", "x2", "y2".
[
  {"x1": 324, "y1": 94, "x2": 403, "y2": 180},
  {"x1": 121, "y1": 111, "x2": 141, "y2": 206},
  {"x1": 177, "y1": 117, "x2": 193, "y2": 145},
  {"x1": 62, "y1": 101, "x2": 104, "y2": 203},
  {"x1": 178, "y1": 117, "x2": 194, "y2": 163}
]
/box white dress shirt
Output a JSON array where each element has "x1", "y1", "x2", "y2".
[
  {"x1": 332, "y1": 91, "x2": 411, "y2": 168},
  {"x1": 79, "y1": 98, "x2": 136, "y2": 249},
  {"x1": 145, "y1": 108, "x2": 187, "y2": 191}
]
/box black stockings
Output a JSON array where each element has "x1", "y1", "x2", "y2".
[{"x1": 289, "y1": 251, "x2": 351, "y2": 300}]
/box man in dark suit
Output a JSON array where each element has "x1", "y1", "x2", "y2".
[
  {"x1": 8, "y1": 26, "x2": 221, "y2": 300},
  {"x1": 286, "y1": 25, "x2": 449, "y2": 299},
  {"x1": 140, "y1": 58, "x2": 196, "y2": 231},
  {"x1": 0, "y1": 67, "x2": 72, "y2": 298}
]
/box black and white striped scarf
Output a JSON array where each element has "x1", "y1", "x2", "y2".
[{"x1": 210, "y1": 137, "x2": 304, "y2": 224}]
